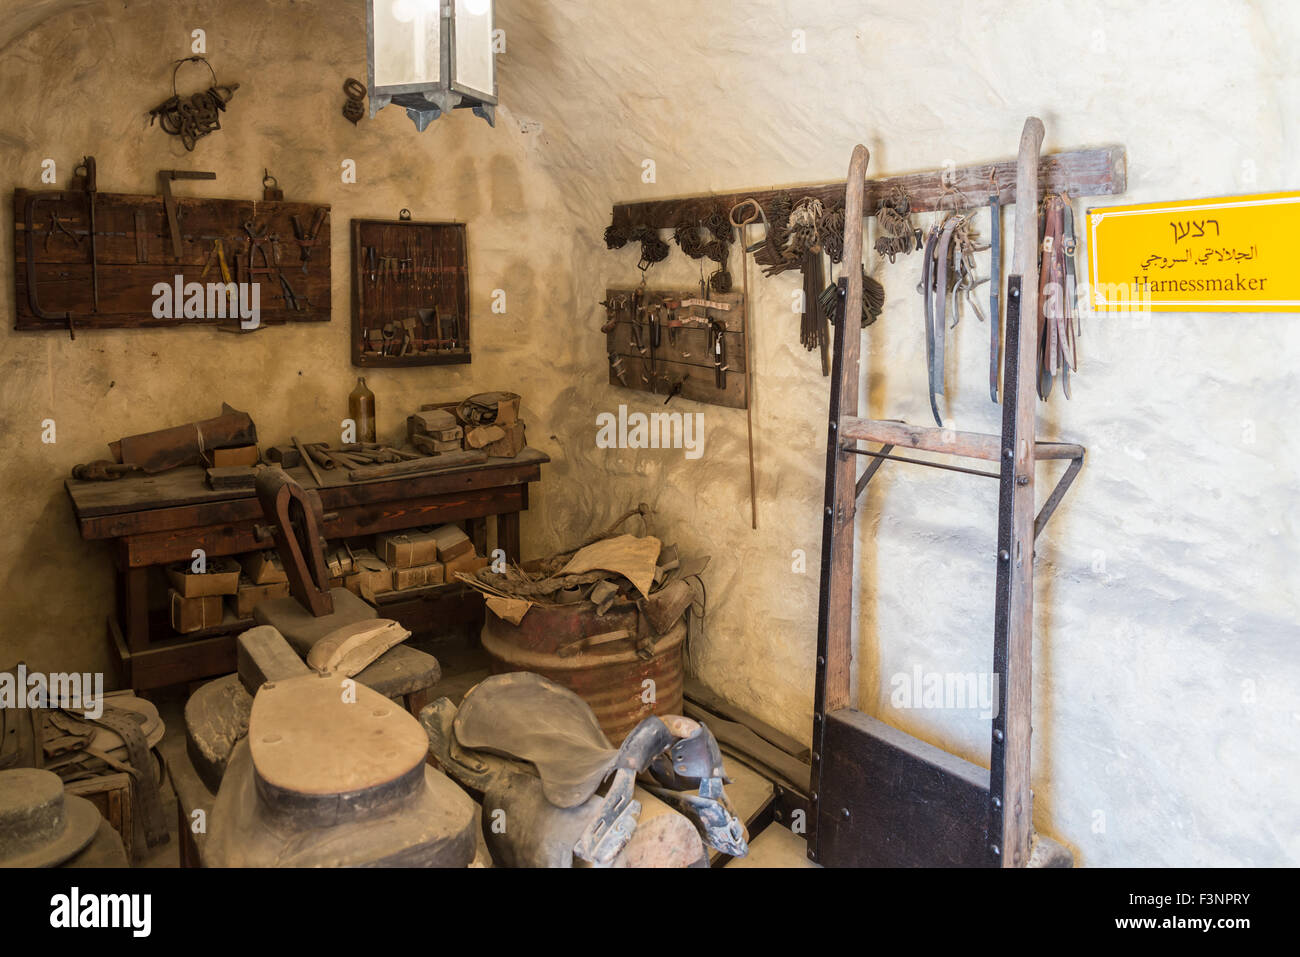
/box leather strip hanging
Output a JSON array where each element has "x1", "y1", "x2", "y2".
[
  {"x1": 988, "y1": 193, "x2": 1003, "y2": 403},
  {"x1": 1037, "y1": 194, "x2": 1080, "y2": 399},
  {"x1": 920, "y1": 211, "x2": 992, "y2": 425},
  {"x1": 85, "y1": 707, "x2": 171, "y2": 849}
]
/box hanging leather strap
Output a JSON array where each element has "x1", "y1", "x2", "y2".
[
  {"x1": 989, "y1": 194, "x2": 1002, "y2": 403},
  {"x1": 87, "y1": 707, "x2": 170, "y2": 849},
  {"x1": 919, "y1": 225, "x2": 941, "y2": 426}
]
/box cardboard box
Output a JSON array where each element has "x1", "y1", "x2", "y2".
[
  {"x1": 430, "y1": 524, "x2": 473, "y2": 562},
  {"x1": 166, "y1": 556, "x2": 241, "y2": 597},
  {"x1": 443, "y1": 551, "x2": 487, "y2": 582},
  {"x1": 211, "y1": 445, "x2": 260, "y2": 467},
  {"x1": 234, "y1": 576, "x2": 291, "y2": 617},
  {"x1": 345, "y1": 550, "x2": 393, "y2": 600},
  {"x1": 377, "y1": 528, "x2": 440, "y2": 568},
  {"x1": 170, "y1": 589, "x2": 224, "y2": 634},
  {"x1": 241, "y1": 550, "x2": 288, "y2": 585},
  {"x1": 392, "y1": 564, "x2": 430, "y2": 590}
]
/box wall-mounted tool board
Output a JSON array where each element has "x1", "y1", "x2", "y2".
[
  {"x1": 604, "y1": 287, "x2": 748, "y2": 409},
  {"x1": 351, "y1": 218, "x2": 471, "y2": 367},
  {"x1": 13, "y1": 189, "x2": 331, "y2": 331}
]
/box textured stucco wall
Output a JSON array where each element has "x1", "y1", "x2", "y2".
[
  {"x1": 0, "y1": 0, "x2": 583, "y2": 674},
  {"x1": 2, "y1": 0, "x2": 1297, "y2": 867},
  {"x1": 495, "y1": 0, "x2": 1300, "y2": 867}
]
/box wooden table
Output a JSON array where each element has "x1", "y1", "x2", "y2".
[{"x1": 65, "y1": 449, "x2": 548, "y2": 690}]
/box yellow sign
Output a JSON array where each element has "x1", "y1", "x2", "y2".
[{"x1": 1086, "y1": 191, "x2": 1300, "y2": 312}]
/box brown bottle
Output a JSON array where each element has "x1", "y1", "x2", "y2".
[{"x1": 349, "y1": 377, "x2": 376, "y2": 444}]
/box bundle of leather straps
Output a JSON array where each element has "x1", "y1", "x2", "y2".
[
  {"x1": 918, "y1": 211, "x2": 991, "y2": 426},
  {"x1": 1038, "y1": 193, "x2": 1080, "y2": 399}
]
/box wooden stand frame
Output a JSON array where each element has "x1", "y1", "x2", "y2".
[{"x1": 811, "y1": 120, "x2": 1108, "y2": 868}]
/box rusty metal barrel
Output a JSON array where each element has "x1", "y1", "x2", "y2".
[{"x1": 480, "y1": 600, "x2": 685, "y2": 743}]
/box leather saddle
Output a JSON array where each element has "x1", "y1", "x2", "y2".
[{"x1": 450, "y1": 673, "x2": 748, "y2": 864}]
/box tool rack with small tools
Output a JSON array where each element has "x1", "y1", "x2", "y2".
[
  {"x1": 351, "y1": 216, "x2": 471, "y2": 367},
  {"x1": 602, "y1": 286, "x2": 748, "y2": 409},
  {"x1": 12, "y1": 163, "x2": 331, "y2": 334}
]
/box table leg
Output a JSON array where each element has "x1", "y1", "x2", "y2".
[
  {"x1": 466, "y1": 517, "x2": 488, "y2": 560},
  {"x1": 120, "y1": 564, "x2": 151, "y2": 654},
  {"x1": 498, "y1": 512, "x2": 521, "y2": 564}
]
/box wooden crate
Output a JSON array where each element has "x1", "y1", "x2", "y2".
[{"x1": 65, "y1": 772, "x2": 135, "y2": 862}]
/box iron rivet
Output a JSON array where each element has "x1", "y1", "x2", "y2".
[
  {"x1": 841, "y1": 807, "x2": 850, "y2": 819},
  {"x1": 825, "y1": 506, "x2": 833, "y2": 516},
  {"x1": 1003, "y1": 448, "x2": 1013, "y2": 459},
  {"x1": 812, "y1": 792, "x2": 819, "y2": 802},
  {"x1": 991, "y1": 844, "x2": 1001, "y2": 856},
  {"x1": 992, "y1": 796, "x2": 1002, "y2": 809},
  {"x1": 812, "y1": 752, "x2": 820, "y2": 762},
  {"x1": 999, "y1": 550, "x2": 1010, "y2": 562},
  {"x1": 830, "y1": 421, "x2": 837, "y2": 431},
  {"x1": 1016, "y1": 475, "x2": 1029, "y2": 486},
  {"x1": 817, "y1": 656, "x2": 825, "y2": 666},
  {"x1": 994, "y1": 729, "x2": 1004, "y2": 742}
]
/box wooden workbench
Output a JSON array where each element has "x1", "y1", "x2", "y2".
[{"x1": 65, "y1": 448, "x2": 549, "y2": 690}]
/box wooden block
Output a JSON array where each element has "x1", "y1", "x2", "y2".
[
  {"x1": 241, "y1": 550, "x2": 288, "y2": 585},
  {"x1": 465, "y1": 425, "x2": 506, "y2": 449},
  {"x1": 408, "y1": 409, "x2": 460, "y2": 438},
  {"x1": 234, "y1": 576, "x2": 291, "y2": 617},
  {"x1": 211, "y1": 445, "x2": 260, "y2": 467},
  {"x1": 430, "y1": 524, "x2": 472, "y2": 562},
  {"x1": 411, "y1": 434, "x2": 463, "y2": 455},
  {"x1": 206, "y1": 466, "x2": 260, "y2": 490},
  {"x1": 167, "y1": 557, "x2": 240, "y2": 597},
  {"x1": 263, "y1": 445, "x2": 302, "y2": 468},
  {"x1": 236, "y1": 624, "x2": 311, "y2": 694},
  {"x1": 377, "y1": 528, "x2": 440, "y2": 568},
  {"x1": 170, "y1": 590, "x2": 225, "y2": 634},
  {"x1": 484, "y1": 421, "x2": 526, "y2": 458}
]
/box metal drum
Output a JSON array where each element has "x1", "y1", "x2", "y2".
[{"x1": 480, "y1": 600, "x2": 686, "y2": 743}]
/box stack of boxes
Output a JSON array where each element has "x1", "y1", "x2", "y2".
[
  {"x1": 167, "y1": 531, "x2": 484, "y2": 635},
  {"x1": 167, "y1": 557, "x2": 242, "y2": 634},
  {"x1": 375, "y1": 522, "x2": 487, "y2": 592}
]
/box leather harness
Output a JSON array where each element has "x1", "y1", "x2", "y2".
[{"x1": 1037, "y1": 193, "x2": 1080, "y2": 399}]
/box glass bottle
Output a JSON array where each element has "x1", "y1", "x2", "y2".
[{"x1": 349, "y1": 377, "x2": 376, "y2": 444}]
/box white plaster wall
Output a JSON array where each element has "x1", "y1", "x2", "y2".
[
  {"x1": 1, "y1": 0, "x2": 1296, "y2": 866},
  {"x1": 496, "y1": 0, "x2": 1300, "y2": 866}
]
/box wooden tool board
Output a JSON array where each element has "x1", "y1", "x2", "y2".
[
  {"x1": 604, "y1": 287, "x2": 748, "y2": 409},
  {"x1": 351, "y1": 218, "x2": 470, "y2": 367},
  {"x1": 13, "y1": 188, "x2": 331, "y2": 331}
]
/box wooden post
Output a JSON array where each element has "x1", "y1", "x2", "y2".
[
  {"x1": 991, "y1": 117, "x2": 1044, "y2": 868},
  {"x1": 810, "y1": 144, "x2": 869, "y2": 861}
]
